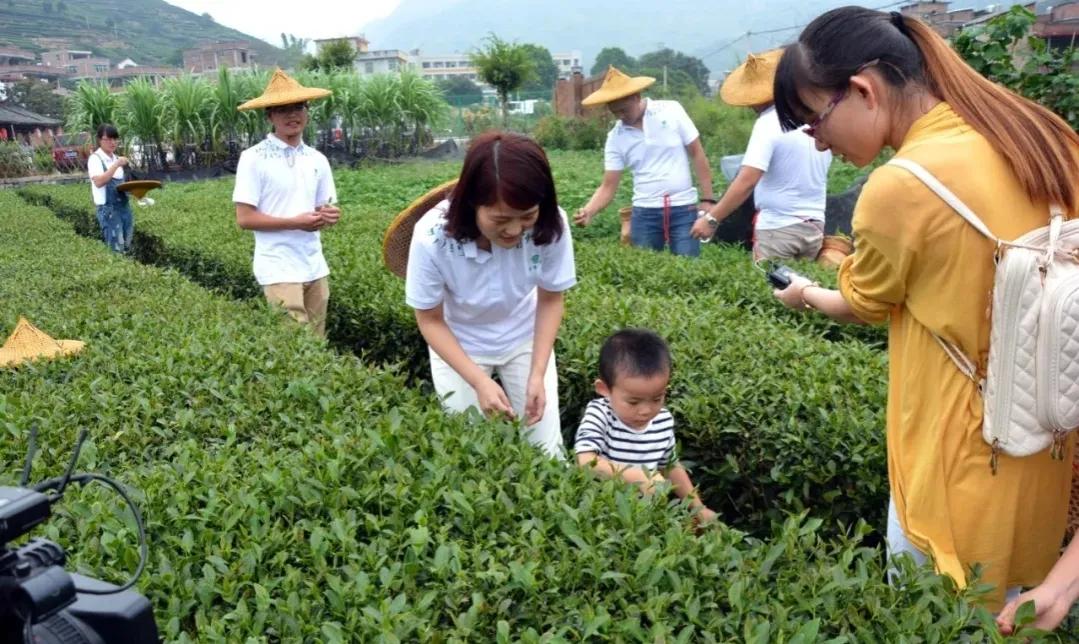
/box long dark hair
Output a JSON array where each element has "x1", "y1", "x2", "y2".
[
  {"x1": 445, "y1": 131, "x2": 564, "y2": 245},
  {"x1": 774, "y1": 6, "x2": 1079, "y2": 214}
]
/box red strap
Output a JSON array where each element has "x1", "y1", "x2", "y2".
[{"x1": 662, "y1": 194, "x2": 671, "y2": 245}]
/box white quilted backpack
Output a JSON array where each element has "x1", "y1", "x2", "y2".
[{"x1": 889, "y1": 159, "x2": 1079, "y2": 471}]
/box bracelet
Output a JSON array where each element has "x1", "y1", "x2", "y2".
[
  {"x1": 798, "y1": 282, "x2": 821, "y2": 310},
  {"x1": 699, "y1": 197, "x2": 718, "y2": 204}
]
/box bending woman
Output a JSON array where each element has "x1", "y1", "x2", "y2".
[
  {"x1": 770, "y1": 6, "x2": 1078, "y2": 612},
  {"x1": 405, "y1": 131, "x2": 576, "y2": 458}
]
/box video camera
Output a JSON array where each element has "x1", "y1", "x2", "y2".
[{"x1": 0, "y1": 427, "x2": 158, "y2": 643}]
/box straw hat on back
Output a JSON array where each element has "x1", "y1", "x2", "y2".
[
  {"x1": 0, "y1": 317, "x2": 84, "y2": 368},
  {"x1": 581, "y1": 66, "x2": 656, "y2": 107},
  {"x1": 237, "y1": 68, "x2": 331, "y2": 112},
  {"x1": 720, "y1": 49, "x2": 784, "y2": 107}
]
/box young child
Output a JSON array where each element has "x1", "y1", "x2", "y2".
[{"x1": 574, "y1": 328, "x2": 717, "y2": 522}]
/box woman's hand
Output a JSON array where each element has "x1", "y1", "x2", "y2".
[
  {"x1": 997, "y1": 582, "x2": 1074, "y2": 634},
  {"x1": 474, "y1": 376, "x2": 515, "y2": 420},
  {"x1": 524, "y1": 373, "x2": 545, "y2": 425},
  {"x1": 774, "y1": 274, "x2": 814, "y2": 310}
]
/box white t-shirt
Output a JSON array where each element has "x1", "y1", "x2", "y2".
[
  {"x1": 604, "y1": 99, "x2": 700, "y2": 208},
  {"x1": 232, "y1": 134, "x2": 336, "y2": 286},
  {"x1": 741, "y1": 107, "x2": 832, "y2": 230},
  {"x1": 88, "y1": 148, "x2": 124, "y2": 206},
  {"x1": 405, "y1": 200, "x2": 577, "y2": 357}
]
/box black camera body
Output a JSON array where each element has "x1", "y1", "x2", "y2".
[
  {"x1": 766, "y1": 264, "x2": 800, "y2": 289},
  {"x1": 0, "y1": 486, "x2": 157, "y2": 644}
]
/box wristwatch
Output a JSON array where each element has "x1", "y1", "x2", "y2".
[{"x1": 701, "y1": 211, "x2": 719, "y2": 228}]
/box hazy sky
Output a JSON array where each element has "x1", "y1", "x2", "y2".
[{"x1": 163, "y1": 0, "x2": 401, "y2": 48}]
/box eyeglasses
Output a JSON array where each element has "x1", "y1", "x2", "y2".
[
  {"x1": 803, "y1": 89, "x2": 847, "y2": 138},
  {"x1": 270, "y1": 103, "x2": 309, "y2": 115},
  {"x1": 803, "y1": 59, "x2": 881, "y2": 138}
]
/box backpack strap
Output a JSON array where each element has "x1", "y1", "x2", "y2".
[{"x1": 887, "y1": 158, "x2": 986, "y2": 386}]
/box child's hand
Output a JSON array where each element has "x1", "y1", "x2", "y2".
[{"x1": 696, "y1": 507, "x2": 718, "y2": 524}]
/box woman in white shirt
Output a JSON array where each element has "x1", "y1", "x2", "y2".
[
  {"x1": 405, "y1": 131, "x2": 577, "y2": 458},
  {"x1": 87, "y1": 123, "x2": 133, "y2": 253}
]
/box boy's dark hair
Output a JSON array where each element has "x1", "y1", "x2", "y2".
[
  {"x1": 445, "y1": 130, "x2": 563, "y2": 245},
  {"x1": 96, "y1": 123, "x2": 120, "y2": 141},
  {"x1": 598, "y1": 328, "x2": 671, "y2": 386}
]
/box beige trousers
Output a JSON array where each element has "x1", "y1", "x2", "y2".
[{"x1": 263, "y1": 277, "x2": 330, "y2": 338}]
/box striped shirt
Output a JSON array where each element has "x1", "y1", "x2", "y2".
[{"x1": 574, "y1": 398, "x2": 676, "y2": 470}]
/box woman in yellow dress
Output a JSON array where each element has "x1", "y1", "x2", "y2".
[{"x1": 769, "y1": 6, "x2": 1079, "y2": 615}]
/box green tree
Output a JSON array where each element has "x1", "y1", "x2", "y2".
[
  {"x1": 302, "y1": 39, "x2": 356, "y2": 72},
  {"x1": 519, "y1": 43, "x2": 559, "y2": 93},
  {"x1": 591, "y1": 47, "x2": 637, "y2": 76},
  {"x1": 4, "y1": 78, "x2": 65, "y2": 120},
  {"x1": 438, "y1": 76, "x2": 484, "y2": 103},
  {"x1": 954, "y1": 5, "x2": 1078, "y2": 130},
  {"x1": 638, "y1": 48, "x2": 710, "y2": 94},
  {"x1": 470, "y1": 33, "x2": 536, "y2": 125}
]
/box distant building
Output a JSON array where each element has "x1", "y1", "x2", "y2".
[
  {"x1": 314, "y1": 36, "x2": 370, "y2": 54},
  {"x1": 182, "y1": 41, "x2": 257, "y2": 74},
  {"x1": 417, "y1": 48, "x2": 582, "y2": 85},
  {"x1": 41, "y1": 49, "x2": 110, "y2": 79},
  {"x1": 0, "y1": 47, "x2": 68, "y2": 83},
  {"x1": 1035, "y1": 1, "x2": 1079, "y2": 51},
  {"x1": 416, "y1": 52, "x2": 478, "y2": 82},
  {"x1": 355, "y1": 48, "x2": 415, "y2": 75}
]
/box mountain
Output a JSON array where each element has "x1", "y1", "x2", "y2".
[
  {"x1": 0, "y1": 0, "x2": 288, "y2": 68},
  {"x1": 363, "y1": 0, "x2": 1024, "y2": 77}
]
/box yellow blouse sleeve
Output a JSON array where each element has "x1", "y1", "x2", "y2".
[{"x1": 838, "y1": 166, "x2": 925, "y2": 324}]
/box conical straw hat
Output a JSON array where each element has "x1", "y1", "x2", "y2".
[
  {"x1": 382, "y1": 179, "x2": 458, "y2": 278},
  {"x1": 581, "y1": 66, "x2": 655, "y2": 107},
  {"x1": 0, "y1": 317, "x2": 85, "y2": 368},
  {"x1": 237, "y1": 68, "x2": 332, "y2": 112},
  {"x1": 117, "y1": 180, "x2": 162, "y2": 200},
  {"x1": 720, "y1": 49, "x2": 784, "y2": 107}
]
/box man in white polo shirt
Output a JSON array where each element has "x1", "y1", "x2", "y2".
[
  {"x1": 574, "y1": 66, "x2": 715, "y2": 257},
  {"x1": 232, "y1": 69, "x2": 341, "y2": 338},
  {"x1": 691, "y1": 49, "x2": 832, "y2": 261}
]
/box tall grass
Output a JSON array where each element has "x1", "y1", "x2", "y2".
[{"x1": 66, "y1": 69, "x2": 449, "y2": 170}]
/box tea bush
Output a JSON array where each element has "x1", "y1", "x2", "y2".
[
  {"x1": 4, "y1": 191, "x2": 1050, "y2": 641},
  {"x1": 20, "y1": 153, "x2": 891, "y2": 538}
]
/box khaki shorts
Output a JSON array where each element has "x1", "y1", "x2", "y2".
[
  {"x1": 753, "y1": 220, "x2": 824, "y2": 261},
  {"x1": 263, "y1": 277, "x2": 330, "y2": 338}
]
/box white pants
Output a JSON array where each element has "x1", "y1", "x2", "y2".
[
  {"x1": 887, "y1": 497, "x2": 1021, "y2": 604},
  {"x1": 429, "y1": 341, "x2": 564, "y2": 459}
]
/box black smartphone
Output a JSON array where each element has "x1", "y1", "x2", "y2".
[{"x1": 766, "y1": 264, "x2": 797, "y2": 289}]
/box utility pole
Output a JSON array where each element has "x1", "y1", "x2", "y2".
[{"x1": 663, "y1": 65, "x2": 667, "y2": 91}]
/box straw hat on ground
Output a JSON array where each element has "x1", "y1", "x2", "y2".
[
  {"x1": 581, "y1": 66, "x2": 656, "y2": 107},
  {"x1": 382, "y1": 179, "x2": 458, "y2": 278},
  {"x1": 117, "y1": 180, "x2": 162, "y2": 200},
  {"x1": 720, "y1": 49, "x2": 784, "y2": 107},
  {"x1": 237, "y1": 68, "x2": 331, "y2": 112},
  {"x1": 0, "y1": 317, "x2": 85, "y2": 368}
]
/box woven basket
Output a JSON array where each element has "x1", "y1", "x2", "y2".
[
  {"x1": 619, "y1": 206, "x2": 632, "y2": 246},
  {"x1": 382, "y1": 179, "x2": 457, "y2": 278},
  {"x1": 816, "y1": 234, "x2": 854, "y2": 269}
]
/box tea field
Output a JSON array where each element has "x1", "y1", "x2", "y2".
[{"x1": 2, "y1": 151, "x2": 1075, "y2": 641}]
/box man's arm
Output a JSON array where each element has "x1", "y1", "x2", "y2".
[
  {"x1": 235, "y1": 202, "x2": 324, "y2": 232},
  {"x1": 685, "y1": 138, "x2": 715, "y2": 204},
  {"x1": 574, "y1": 171, "x2": 623, "y2": 226},
  {"x1": 689, "y1": 166, "x2": 763, "y2": 241}
]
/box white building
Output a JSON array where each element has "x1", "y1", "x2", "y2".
[{"x1": 417, "y1": 49, "x2": 583, "y2": 84}]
